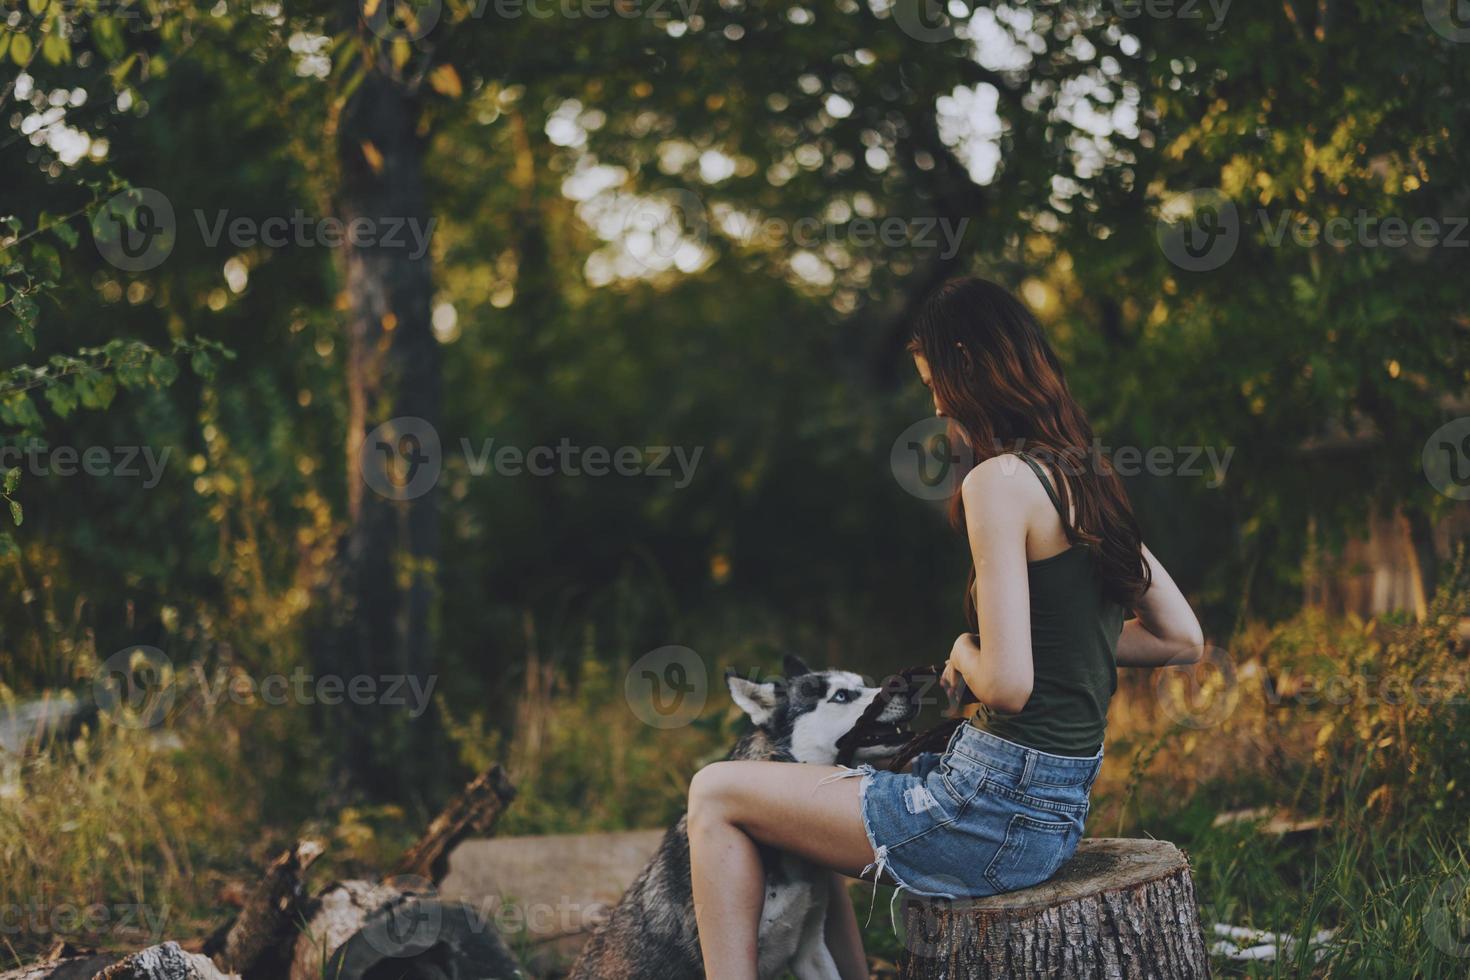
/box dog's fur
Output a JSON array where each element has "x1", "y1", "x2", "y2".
[{"x1": 568, "y1": 654, "x2": 917, "y2": 980}]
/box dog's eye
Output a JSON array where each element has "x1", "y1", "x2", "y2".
[{"x1": 829, "y1": 689, "x2": 859, "y2": 704}]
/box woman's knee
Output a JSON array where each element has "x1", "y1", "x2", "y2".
[{"x1": 688, "y1": 761, "x2": 741, "y2": 826}]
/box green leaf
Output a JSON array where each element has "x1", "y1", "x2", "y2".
[
  {"x1": 92, "y1": 17, "x2": 125, "y2": 61},
  {"x1": 30, "y1": 243, "x2": 61, "y2": 281},
  {"x1": 10, "y1": 34, "x2": 34, "y2": 67},
  {"x1": 9, "y1": 500, "x2": 22, "y2": 527},
  {"x1": 44, "y1": 383, "x2": 77, "y2": 418},
  {"x1": 0, "y1": 533, "x2": 17, "y2": 559},
  {"x1": 40, "y1": 31, "x2": 69, "y2": 66},
  {"x1": 111, "y1": 52, "x2": 138, "y2": 86},
  {"x1": 115, "y1": 353, "x2": 150, "y2": 389},
  {"x1": 50, "y1": 220, "x2": 78, "y2": 249},
  {"x1": 190, "y1": 349, "x2": 215, "y2": 379},
  {"x1": 149, "y1": 353, "x2": 179, "y2": 386},
  {"x1": 3, "y1": 468, "x2": 18, "y2": 494}
]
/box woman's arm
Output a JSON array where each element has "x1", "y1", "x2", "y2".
[
  {"x1": 943, "y1": 458, "x2": 1036, "y2": 714},
  {"x1": 1115, "y1": 543, "x2": 1205, "y2": 667}
]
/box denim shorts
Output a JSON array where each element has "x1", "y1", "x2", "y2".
[{"x1": 843, "y1": 722, "x2": 1102, "y2": 900}]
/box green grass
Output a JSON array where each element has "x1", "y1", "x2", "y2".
[{"x1": 1, "y1": 563, "x2": 1466, "y2": 976}]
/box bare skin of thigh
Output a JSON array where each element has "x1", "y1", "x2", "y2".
[{"x1": 687, "y1": 760, "x2": 883, "y2": 980}]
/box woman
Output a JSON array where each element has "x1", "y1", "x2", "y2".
[{"x1": 686, "y1": 277, "x2": 1206, "y2": 979}]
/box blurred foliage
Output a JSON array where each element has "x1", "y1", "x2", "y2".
[{"x1": 0, "y1": 0, "x2": 1467, "y2": 969}]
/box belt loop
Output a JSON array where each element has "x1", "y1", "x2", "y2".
[
  {"x1": 1017, "y1": 750, "x2": 1037, "y2": 793},
  {"x1": 946, "y1": 721, "x2": 966, "y2": 754}
]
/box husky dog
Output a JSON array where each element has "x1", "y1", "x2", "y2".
[{"x1": 568, "y1": 654, "x2": 918, "y2": 980}]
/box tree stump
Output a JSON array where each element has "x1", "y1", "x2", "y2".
[{"x1": 899, "y1": 838, "x2": 1210, "y2": 979}]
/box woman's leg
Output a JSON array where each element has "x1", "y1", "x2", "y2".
[
  {"x1": 824, "y1": 871, "x2": 871, "y2": 980},
  {"x1": 686, "y1": 760, "x2": 877, "y2": 980}
]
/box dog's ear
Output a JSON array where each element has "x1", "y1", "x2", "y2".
[
  {"x1": 782, "y1": 653, "x2": 814, "y2": 679},
  {"x1": 726, "y1": 670, "x2": 780, "y2": 726}
]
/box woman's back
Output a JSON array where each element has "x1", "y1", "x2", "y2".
[{"x1": 971, "y1": 453, "x2": 1125, "y2": 757}]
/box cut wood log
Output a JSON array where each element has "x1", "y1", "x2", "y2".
[
  {"x1": 95, "y1": 943, "x2": 239, "y2": 980},
  {"x1": 204, "y1": 838, "x2": 323, "y2": 978},
  {"x1": 396, "y1": 764, "x2": 518, "y2": 883},
  {"x1": 289, "y1": 878, "x2": 522, "y2": 980},
  {"x1": 899, "y1": 838, "x2": 1210, "y2": 980},
  {"x1": 0, "y1": 939, "x2": 114, "y2": 979},
  {"x1": 0, "y1": 953, "x2": 116, "y2": 980}
]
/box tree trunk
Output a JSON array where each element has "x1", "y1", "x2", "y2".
[
  {"x1": 899, "y1": 838, "x2": 1210, "y2": 980},
  {"x1": 314, "y1": 21, "x2": 443, "y2": 802}
]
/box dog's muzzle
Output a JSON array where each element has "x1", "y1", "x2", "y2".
[{"x1": 833, "y1": 668, "x2": 929, "y2": 767}]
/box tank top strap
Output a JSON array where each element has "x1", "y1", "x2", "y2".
[{"x1": 1011, "y1": 451, "x2": 1067, "y2": 522}]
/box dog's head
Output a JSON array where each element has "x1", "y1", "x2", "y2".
[{"x1": 724, "y1": 654, "x2": 920, "y2": 765}]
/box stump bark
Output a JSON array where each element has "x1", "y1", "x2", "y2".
[{"x1": 899, "y1": 838, "x2": 1210, "y2": 980}]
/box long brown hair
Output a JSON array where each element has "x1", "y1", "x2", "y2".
[{"x1": 907, "y1": 277, "x2": 1149, "y2": 621}]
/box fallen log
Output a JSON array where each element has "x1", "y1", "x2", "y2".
[
  {"x1": 285, "y1": 764, "x2": 523, "y2": 980},
  {"x1": 899, "y1": 838, "x2": 1211, "y2": 979},
  {"x1": 0, "y1": 940, "x2": 114, "y2": 980},
  {"x1": 288, "y1": 878, "x2": 522, "y2": 980},
  {"x1": 97, "y1": 943, "x2": 238, "y2": 980},
  {"x1": 203, "y1": 839, "x2": 323, "y2": 978},
  {"x1": 395, "y1": 764, "x2": 517, "y2": 883}
]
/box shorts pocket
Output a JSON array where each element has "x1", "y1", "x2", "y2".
[{"x1": 983, "y1": 813, "x2": 1073, "y2": 894}]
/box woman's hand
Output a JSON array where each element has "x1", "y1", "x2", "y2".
[{"x1": 941, "y1": 633, "x2": 979, "y2": 713}]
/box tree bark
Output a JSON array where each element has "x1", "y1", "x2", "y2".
[
  {"x1": 396, "y1": 765, "x2": 518, "y2": 884},
  {"x1": 289, "y1": 880, "x2": 520, "y2": 980},
  {"x1": 899, "y1": 838, "x2": 1211, "y2": 979},
  {"x1": 313, "y1": 15, "x2": 443, "y2": 803},
  {"x1": 0, "y1": 949, "x2": 115, "y2": 980},
  {"x1": 204, "y1": 839, "x2": 324, "y2": 978},
  {"x1": 95, "y1": 943, "x2": 238, "y2": 980}
]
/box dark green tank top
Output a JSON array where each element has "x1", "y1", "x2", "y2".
[{"x1": 971, "y1": 453, "x2": 1125, "y2": 757}]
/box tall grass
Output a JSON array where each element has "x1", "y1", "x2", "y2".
[{"x1": 0, "y1": 560, "x2": 1464, "y2": 975}]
